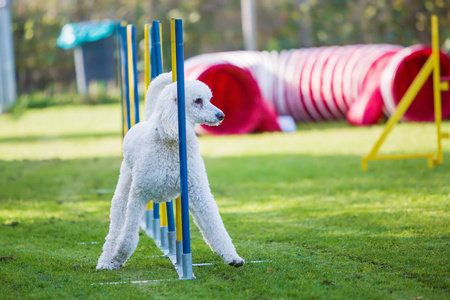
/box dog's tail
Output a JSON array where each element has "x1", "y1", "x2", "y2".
[{"x1": 145, "y1": 72, "x2": 173, "y2": 121}]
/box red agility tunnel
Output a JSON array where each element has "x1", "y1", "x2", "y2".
[
  {"x1": 185, "y1": 45, "x2": 450, "y2": 134},
  {"x1": 185, "y1": 55, "x2": 281, "y2": 135},
  {"x1": 381, "y1": 45, "x2": 450, "y2": 122}
]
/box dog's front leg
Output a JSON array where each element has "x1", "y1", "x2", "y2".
[
  {"x1": 97, "y1": 162, "x2": 132, "y2": 270},
  {"x1": 107, "y1": 186, "x2": 148, "y2": 270},
  {"x1": 188, "y1": 187, "x2": 244, "y2": 267}
]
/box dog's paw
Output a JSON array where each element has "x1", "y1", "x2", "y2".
[
  {"x1": 221, "y1": 254, "x2": 245, "y2": 268},
  {"x1": 228, "y1": 258, "x2": 245, "y2": 268},
  {"x1": 96, "y1": 263, "x2": 110, "y2": 270},
  {"x1": 96, "y1": 263, "x2": 116, "y2": 270},
  {"x1": 96, "y1": 260, "x2": 123, "y2": 270}
]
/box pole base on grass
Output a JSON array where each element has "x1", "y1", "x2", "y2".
[
  {"x1": 152, "y1": 219, "x2": 160, "y2": 243},
  {"x1": 145, "y1": 210, "x2": 153, "y2": 231},
  {"x1": 182, "y1": 253, "x2": 195, "y2": 280},
  {"x1": 168, "y1": 231, "x2": 176, "y2": 255},
  {"x1": 160, "y1": 226, "x2": 168, "y2": 249},
  {"x1": 140, "y1": 222, "x2": 195, "y2": 279},
  {"x1": 176, "y1": 240, "x2": 183, "y2": 266}
]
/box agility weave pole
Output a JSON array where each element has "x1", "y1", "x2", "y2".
[
  {"x1": 117, "y1": 19, "x2": 195, "y2": 280},
  {"x1": 362, "y1": 15, "x2": 449, "y2": 171},
  {"x1": 174, "y1": 18, "x2": 195, "y2": 279},
  {"x1": 118, "y1": 22, "x2": 139, "y2": 136}
]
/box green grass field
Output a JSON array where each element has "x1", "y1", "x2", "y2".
[{"x1": 1, "y1": 104, "x2": 449, "y2": 299}]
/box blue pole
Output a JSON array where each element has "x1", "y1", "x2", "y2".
[
  {"x1": 152, "y1": 20, "x2": 163, "y2": 75},
  {"x1": 166, "y1": 199, "x2": 176, "y2": 255},
  {"x1": 150, "y1": 25, "x2": 156, "y2": 80},
  {"x1": 153, "y1": 202, "x2": 160, "y2": 219},
  {"x1": 152, "y1": 201, "x2": 160, "y2": 241},
  {"x1": 175, "y1": 19, "x2": 191, "y2": 255},
  {"x1": 151, "y1": 21, "x2": 177, "y2": 246},
  {"x1": 117, "y1": 24, "x2": 125, "y2": 138},
  {"x1": 119, "y1": 25, "x2": 131, "y2": 131},
  {"x1": 151, "y1": 21, "x2": 164, "y2": 218},
  {"x1": 167, "y1": 200, "x2": 175, "y2": 232},
  {"x1": 130, "y1": 25, "x2": 140, "y2": 123}
]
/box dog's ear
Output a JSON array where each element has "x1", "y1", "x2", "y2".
[
  {"x1": 156, "y1": 86, "x2": 179, "y2": 140},
  {"x1": 145, "y1": 72, "x2": 173, "y2": 121}
]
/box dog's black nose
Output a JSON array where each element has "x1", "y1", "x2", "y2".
[{"x1": 216, "y1": 112, "x2": 225, "y2": 121}]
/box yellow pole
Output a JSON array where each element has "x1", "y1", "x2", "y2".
[
  {"x1": 431, "y1": 15, "x2": 443, "y2": 165},
  {"x1": 175, "y1": 196, "x2": 182, "y2": 241},
  {"x1": 146, "y1": 200, "x2": 153, "y2": 210},
  {"x1": 144, "y1": 24, "x2": 151, "y2": 93},
  {"x1": 362, "y1": 15, "x2": 448, "y2": 171},
  {"x1": 127, "y1": 25, "x2": 136, "y2": 127},
  {"x1": 171, "y1": 18, "x2": 177, "y2": 82},
  {"x1": 122, "y1": 84, "x2": 129, "y2": 136},
  {"x1": 160, "y1": 23, "x2": 164, "y2": 69},
  {"x1": 160, "y1": 202, "x2": 168, "y2": 227},
  {"x1": 365, "y1": 56, "x2": 435, "y2": 158}
]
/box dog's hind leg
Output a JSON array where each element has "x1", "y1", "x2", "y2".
[
  {"x1": 97, "y1": 162, "x2": 132, "y2": 270},
  {"x1": 108, "y1": 185, "x2": 148, "y2": 269},
  {"x1": 189, "y1": 188, "x2": 245, "y2": 267}
]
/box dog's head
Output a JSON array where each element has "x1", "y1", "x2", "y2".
[
  {"x1": 185, "y1": 80, "x2": 224, "y2": 126},
  {"x1": 154, "y1": 78, "x2": 224, "y2": 140}
]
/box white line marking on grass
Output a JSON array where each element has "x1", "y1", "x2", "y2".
[
  {"x1": 92, "y1": 279, "x2": 173, "y2": 285},
  {"x1": 249, "y1": 260, "x2": 272, "y2": 263},
  {"x1": 192, "y1": 263, "x2": 214, "y2": 266},
  {"x1": 77, "y1": 242, "x2": 101, "y2": 245},
  {"x1": 192, "y1": 260, "x2": 271, "y2": 267},
  {"x1": 92, "y1": 260, "x2": 272, "y2": 285}
]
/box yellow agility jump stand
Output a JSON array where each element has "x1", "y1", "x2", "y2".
[{"x1": 362, "y1": 15, "x2": 449, "y2": 171}]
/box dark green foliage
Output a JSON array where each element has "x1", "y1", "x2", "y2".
[{"x1": 12, "y1": 0, "x2": 449, "y2": 94}]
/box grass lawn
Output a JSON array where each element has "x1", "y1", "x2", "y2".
[{"x1": 0, "y1": 104, "x2": 449, "y2": 299}]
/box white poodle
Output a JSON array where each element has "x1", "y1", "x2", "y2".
[{"x1": 96, "y1": 72, "x2": 245, "y2": 270}]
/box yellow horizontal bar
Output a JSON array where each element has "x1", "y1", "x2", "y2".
[{"x1": 363, "y1": 153, "x2": 437, "y2": 161}]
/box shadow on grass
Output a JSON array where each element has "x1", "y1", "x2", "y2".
[
  {"x1": 1, "y1": 152, "x2": 449, "y2": 205},
  {"x1": 203, "y1": 151, "x2": 450, "y2": 200},
  {"x1": 295, "y1": 121, "x2": 358, "y2": 131},
  {"x1": 0, "y1": 156, "x2": 122, "y2": 203},
  {"x1": 0, "y1": 132, "x2": 120, "y2": 144}
]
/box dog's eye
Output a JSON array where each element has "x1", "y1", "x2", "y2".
[{"x1": 194, "y1": 98, "x2": 203, "y2": 105}]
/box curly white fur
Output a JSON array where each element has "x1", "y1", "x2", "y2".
[{"x1": 97, "y1": 72, "x2": 244, "y2": 270}]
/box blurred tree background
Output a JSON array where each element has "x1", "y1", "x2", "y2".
[{"x1": 12, "y1": 0, "x2": 449, "y2": 96}]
